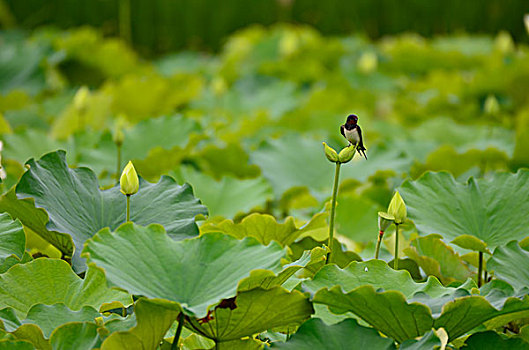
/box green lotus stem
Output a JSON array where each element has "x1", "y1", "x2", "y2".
[
  {"x1": 171, "y1": 312, "x2": 185, "y2": 350},
  {"x1": 394, "y1": 224, "x2": 399, "y2": 270},
  {"x1": 116, "y1": 144, "x2": 122, "y2": 182},
  {"x1": 126, "y1": 194, "x2": 131, "y2": 222},
  {"x1": 375, "y1": 231, "x2": 384, "y2": 259},
  {"x1": 478, "y1": 251, "x2": 483, "y2": 287},
  {"x1": 326, "y1": 162, "x2": 341, "y2": 264}
]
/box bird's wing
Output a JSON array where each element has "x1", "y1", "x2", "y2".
[{"x1": 340, "y1": 125, "x2": 345, "y2": 138}]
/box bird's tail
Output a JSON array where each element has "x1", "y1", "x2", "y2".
[{"x1": 357, "y1": 145, "x2": 368, "y2": 160}]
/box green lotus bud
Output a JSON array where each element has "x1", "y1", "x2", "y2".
[
  {"x1": 323, "y1": 142, "x2": 339, "y2": 163},
  {"x1": 113, "y1": 124, "x2": 125, "y2": 146},
  {"x1": 484, "y1": 94, "x2": 500, "y2": 115},
  {"x1": 73, "y1": 86, "x2": 90, "y2": 111},
  {"x1": 387, "y1": 191, "x2": 407, "y2": 224},
  {"x1": 120, "y1": 161, "x2": 139, "y2": 195},
  {"x1": 378, "y1": 211, "x2": 394, "y2": 232},
  {"x1": 338, "y1": 145, "x2": 356, "y2": 163}
]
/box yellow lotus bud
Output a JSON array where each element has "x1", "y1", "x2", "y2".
[
  {"x1": 357, "y1": 51, "x2": 378, "y2": 74},
  {"x1": 323, "y1": 142, "x2": 339, "y2": 163},
  {"x1": 338, "y1": 145, "x2": 356, "y2": 163},
  {"x1": 387, "y1": 191, "x2": 407, "y2": 224},
  {"x1": 378, "y1": 211, "x2": 394, "y2": 232},
  {"x1": 120, "y1": 161, "x2": 139, "y2": 195},
  {"x1": 484, "y1": 94, "x2": 500, "y2": 115},
  {"x1": 525, "y1": 14, "x2": 529, "y2": 34},
  {"x1": 73, "y1": 86, "x2": 90, "y2": 111},
  {"x1": 494, "y1": 31, "x2": 514, "y2": 54}
]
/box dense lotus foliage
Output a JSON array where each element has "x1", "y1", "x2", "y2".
[{"x1": 1, "y1": 25, "x2": 529, "y2": 348}]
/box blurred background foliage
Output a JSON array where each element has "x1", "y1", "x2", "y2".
[
  {"x1": 1, "y1": 0, "x2": 529, "y2": 55},
  {"x1": 1, "y1": 1, "x2": 529, "y2": 253}
]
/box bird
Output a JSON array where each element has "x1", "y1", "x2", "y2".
[{"x1": 340, "y1": 114, "x2": 367, "y2": 159}]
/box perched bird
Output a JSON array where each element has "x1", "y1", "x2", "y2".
[{"x1": 340, "y1": 114, "x2": 367, "y2": 159}]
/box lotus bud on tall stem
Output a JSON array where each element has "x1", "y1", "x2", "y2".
[
  {"x1": 385, "y1": 191, "x2": 407, "y2": 270},
  {"x1": 120, "y1": 161, "x2": 139, "y2": 222},
  {"x1": 73, "y1": 86, "x2": 89, "y2": 131},
  {"x1": 322, "y1": 143, "x2": 355, "y2": 264}
]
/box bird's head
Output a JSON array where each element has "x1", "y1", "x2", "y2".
[{"x1": 346, "y1": 114, "x2": 358, "y2": 125}]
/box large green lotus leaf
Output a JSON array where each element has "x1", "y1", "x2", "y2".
[
  {"x1": 0, "y1": 213, "x2": 25, "y2": 269},
  {"x1": 0, "y1": 189, "x2": 74, "y2": 259},
  {"x1": 399, "y1": 170, "x2": 529, "y2": 249},
  {"x1": 404, "y1": 234, "x2": 471, "y2": 285},
  {"x1": 1, "y1": 304, "x2": 99, "y2": 338},
  {"x1": 79, "y1": 114, "x2": 200, "y2": 176},
  {"x1": 288, "y1": 237, "x2": 361, "y2": 278},
  {"x1": 0, "y1": 33, "x2": 46, "y2": 95},
  {"x1": 334, "y1": 194, "x2": 380, "y2": 243},
  {"x1": 2, "y1": 129, "x2": 65, "y2": 165},
  {"x1": 399, "y1": 331, "x2": 442, "y2": 350},
  {"x1": 186, "y1": 287, "x2": 313, "y2": 342},
  {"x1": 0, "y1": 259, "x2": 131, "y2": 319},
  {"x1": 463, "y1": 330, "x2": 529, "y2": 349},
  {"x1": 101, "y1": 298, "x2": 179, "y2": 350},
  {"x1": 487, "y1": 241, "x2": 529, "y2": 291},
  {"x1": 312, "y1": 286, "x2": 434, "y2": 343},
  {"x1": 434, "y1": 294, "x2": 529, "y2": 340},
  {"x1": 2, "y1": 150, "x2": 206, "y2": 271},
  {"x1": 0, "y1": 340, "x2": 34, "y2": 349},
  {"x1": 177, "y1": 167, "x2": 273, "y2": 218},
  {"x1": 82, "y1": 223, "x2": 286, "y2": 318},
  {"x1": 250, "y1": 136, "x2": 331, "y2": 197},
  {"x1": 303, "y1": 260, "x2": 459, "y2": 299},
  {"x1": 8, "y1": 324, "x2": 49, "y2": 350},
  {"x1": 303, "y1": 260, "x2": 473, "y2": 343},
  {"x1": 251, "y1": 136, "x2": 412, "y2": 198},
  {"x1": 200, "y1": 213, "x2": 300, "y2": 247},
  {"x1": 237, "y1": 247, "x2": 326, "y2": 292},
  {"x1": 410, "y1": 146, "x2": 509, "y2": 179},
  {"x1": 271, "y1": 318, "x2": 395, "y2": 349},
  {"x1": 49, "y1": 322, "x2": 99, "y2": 350},
  {"x1": 192, "y1": 143, "x2": 261, "y2": 180}
]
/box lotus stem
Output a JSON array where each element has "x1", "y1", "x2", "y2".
[
  {"x1": 326, "y1": 162, "x2": 341, "y2": 264},
  {"x1": 478, "y1": 251, "x2": 483, "y2": 287},
  {"x1": 375, "y1": 230, "x2": 384, "y2": 259},
  {"x1": 171, "y1": 312, "x2": 185, "y2": 350},
  {"x1": 394, "y1": 224, "x2": 399, "y2": 270},
  {"x1": 126, "y1": 194, "x2": 131, "y2": 222}
]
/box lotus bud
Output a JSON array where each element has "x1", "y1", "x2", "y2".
[
  {"x1": 323, "y1": 142, "x2": 339, "y2": 163},
  {"x1": 73, "y1": 86, "x2": 90, "y2": 111},
  {"x1": 378, "y1": 211, "x2": 394, "y2": 233},
  {"x1": 120, "y1": 161, "x2": 139, "y2": 195},
  {"x1": 387, "y1": 191, "x2": 407, "y2": 224},
  {"x1": 358, "y1": 51, "x2": 378, "y2": 74},
  {"x1": 113, "y1": 125, "x2": 125, "y2": 147},
  {"x1": 525, "y1": 14, "x2": 529, "y2": 34},
  {"x1": 494, "y1": 31, "x2": 514, "y2": 54},
  {"x1": 338, "y1": 145, "x2": 356, "y2": 163},
  {"x1": 484, "y1": 94, "x2": 500, "y2": 115}
]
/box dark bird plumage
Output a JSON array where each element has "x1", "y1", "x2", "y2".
[{"x1": 340, "y1": 114, "x2": 367, "y2": 160}]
